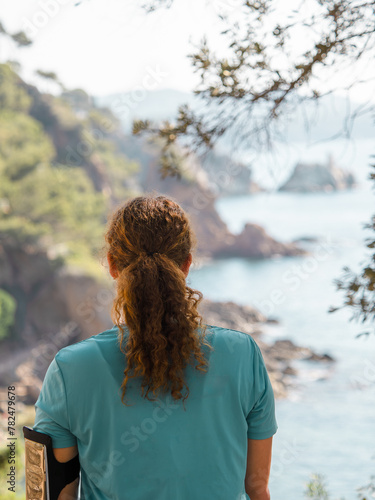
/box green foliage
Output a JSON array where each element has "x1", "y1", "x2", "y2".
[
  {"x1": 0, "y1": 438, "x2": 24, "y2": 499},
  {"x1": 329, "y1": 163, "x2": 375, "y2": 336},
  {"x1": 0, "y1": 66, "x2": 107, "y2": 270},
  {"x1": 0, "y1": 216, "x2": 50, "y2": 247},
  {"x1": 0, "y1": 289, "x2": 16, "y2": 340},
  {"x1": 36, "y1": 69, "x2": 59, "y2": 81},
  {"x1": 61, "y1": 88, "x2": 91, "y2": 112},
  {"x1": 357, "y1": 475, "x2": 375, "y2": 499},
  {"x1": 10, "y1": 30, "x2": 32, "y2": 47},
  {"x1": 134, "y1": 1, "x2": 375, "y2": 174},
  {"x1": 82, "y1": 109, "x2": 141, "y2": 201},
  {"x1": 0, "y1": 406, "x2": 35, "y2": 500},
  {"x1": 304, "y1": 474, "x2": 330, "y2": 500},
  {"x1": 47, "y1": 94, "x2": 81, "y2": 130},
  {"x1": 87, "y1": 107, "x2": 120, "y2": 132},
  {"x1": 92, "y1": 145, "x2": 139, "y2": 200},
  {"x1": 0, "y1": 17, "x2": 32, "y2": 48},
  {"x1": 132, "y1": 107, "x2": 219, "y2": 175},
  {"x1": 0, "y1": 62, "x2": 138, "y2": 275},
  {"x1": 5, "y1": 60, "x2": 21, "y2": 73},
  {"x1": 1, "y1": 162, "x2": 106, "y2": 253},
  {"x1": 0, "y1": 110, "x2": 55, "y2": 180},
  {"x1": 0, "y1": 64, "x2": 31, "y2": 112},
  {"x1": 130, "y1": 131, "x2": 196, "y2": 182},
  {"x1": 303, "y1": 472, "x2": 375, "y2": 500}
]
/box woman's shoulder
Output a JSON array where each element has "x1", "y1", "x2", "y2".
[
  {"x1": 204, "y1": 324, "x2": 259, "y2": 354},
  {"x1": 54, "y1": 324, "x2": 119, "y2": 364}
]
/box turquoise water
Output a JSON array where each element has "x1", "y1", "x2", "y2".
[{"x1": 188, "y1": 139, "x2": 375, "y2": 498}]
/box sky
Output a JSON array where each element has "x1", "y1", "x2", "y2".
[
  {"x1": 0, "y1": 0, "x2": 216, "y2": 94},
  {"x1": 0, "y1": 0, "x2": 375, "y2": 104}
]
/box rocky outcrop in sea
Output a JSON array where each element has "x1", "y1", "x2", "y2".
[{"x1": 279, "y1": 155, "x2": 356, "y2": 192}]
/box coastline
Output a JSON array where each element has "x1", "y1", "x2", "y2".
[
  {"x1": 199, "y1": 299, "x2": 335, "y2": 399},
  {"x1": 0, "y1": 298, "x2": 335, "y2": 405}
]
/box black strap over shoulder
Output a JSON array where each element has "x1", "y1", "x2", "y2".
[{"x1": 23, "y1": 426, "x2": 80, "y2": 500}]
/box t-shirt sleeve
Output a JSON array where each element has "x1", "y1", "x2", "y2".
[
  {"x1": 246, "y1": 340, "x2": 278, "y2": 440},
  {"x1": 34, "y1": 356, "x2": 77, "y2": 448}
]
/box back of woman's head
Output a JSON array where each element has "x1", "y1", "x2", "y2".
[{"x1": 105, "y1": 195, "x2": 212, "y2": 406}]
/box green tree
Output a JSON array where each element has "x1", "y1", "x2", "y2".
[
  {"x1": 304, "y1": 471, "x2": 374, "y2": 499},
  {"x1": 0, "y1": 289, "x2": 16, "y2": 340},
  {"x1": 0, "y1": 63, "x2": 107, "y2": 268},
  {"x1": 0, "y1": 64, "x2": 32, "y2": 112},
  {"x1": 132, "y1": 1, "x2": 375, "y2": 337},
  {"x1": 130, "y1": 0, "x2": 375, "y2": 173},
  {"x1": 0, "y1": 19, "x2": 32, "y2": 47},
  {"x1": 329, "y1": 163, "x2": 375, "y2": 336},
  {"x1": 0, "y1": 161, "x2": 106, "y2": 268},
  {"x1": 0, "y1": 61, "x2": 143, "y2": 277},
  {"x1": 357, "y1": 475, "x2": 375, "y2": 499},
  {"x1": 0, "y1": 110, "x2": 55, "y2": 180},
  {"x1": 305, "y1": 474, "x2": 330, "y2": 499}
]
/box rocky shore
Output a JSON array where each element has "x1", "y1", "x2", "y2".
[
  {"x1": 199, "y1": 299, "x2": 335, "y2": 399},
  {"x1": 0, "y1": 293, "x2": 335, "y2": 405}
]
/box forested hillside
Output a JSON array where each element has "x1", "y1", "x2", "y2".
[
  {"x1": 0, "y1": 62, "x2": 144, "y2": 343},
  {"x1": 0, "y1": 62, "x2": 304, "y2": 348}
]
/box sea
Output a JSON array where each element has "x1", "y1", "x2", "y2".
[{"x1": 188, "y1": 137, "x2": 375, "y2": 499}]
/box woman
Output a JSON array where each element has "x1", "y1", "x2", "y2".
[{"x1": 33, "y1": 194, "x2": 278, "y2": 500}]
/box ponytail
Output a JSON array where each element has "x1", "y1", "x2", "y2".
[{"x1": 104, "y1": 195, "x2": 213, "y2": 406}]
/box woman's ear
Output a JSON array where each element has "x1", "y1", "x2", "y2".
[
  {"x1": 107, "y1": 252, "x2": 119, "y2": 279},
  {"x1": 181, "y1": 253, "x2": 193, "y2": 277}
]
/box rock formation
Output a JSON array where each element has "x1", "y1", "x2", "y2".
[
  {"x1": 279, "y1": 155, "x2": 356, "y2": 192},
  {"x1": 198, "y1": 150, "x2": 265, "y2": 196},
  {"x1": 214, "y1": 222, "x2": 306, "y2": 259}
]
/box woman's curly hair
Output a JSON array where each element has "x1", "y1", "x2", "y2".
[{"x1": 104, "y1": 194, "x2": 213, "y2": 407}]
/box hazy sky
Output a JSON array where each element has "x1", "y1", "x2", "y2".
[
  {"x1": 0, "y1": 0, "x2": 374, "y2": 103},
  {"x1": 0, "y1": 0, "x2": 217, "y2": 94}
]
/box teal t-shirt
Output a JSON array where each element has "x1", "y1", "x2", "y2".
[{"x1": 34, "y1": 324, "x2": 278, "y2": 500}]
